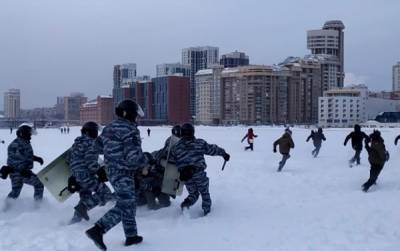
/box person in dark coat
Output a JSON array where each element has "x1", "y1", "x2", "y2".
[
  {"x1": 362, "y1": 130, "x2": 388, "y2": 192},
  {"x1": 241, "y1": 128, "x2": 258, "y2": 151},
  {"x1": 306, "y1": 128, "x2": 326, "y2": 158},
  {"x1": 273, "y1": 128, "x2": 295, "y2": 172},
  {"x1": 344, "y1": 124, "x2": 369, "y2": 167},
  {"x1": 147, "y1": 128, "x2": 151, "y2": 137}
]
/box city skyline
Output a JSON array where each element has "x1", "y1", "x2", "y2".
[{"x1": 0, "y1": 0, "x2": 399, "y2": 108}]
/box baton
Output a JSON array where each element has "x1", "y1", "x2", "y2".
[{"x1": 221, "y1": 160, "x2": 227, "y2": 171}]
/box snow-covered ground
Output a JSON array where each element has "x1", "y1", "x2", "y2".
[{"x1": 1, "y1": 126, "x2": 400, "y2": 251}]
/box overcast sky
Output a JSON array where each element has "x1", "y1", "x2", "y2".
[{"x1": 1, "y1": 0, "x2": 399, "y2": 109}]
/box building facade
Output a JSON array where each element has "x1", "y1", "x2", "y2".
[
  {"x1": 393, "y1": 62, "x2": 400, "y2": 92},
  {"x1": 307, "y1": 20, "x2": 345, "y2": 89},
  {"x1": 318, "y1": 85, "x2": 368, "y2": 128},
  {"x1": 64, "y1": 93, "x2": 88, "y2": 123},
  {"x1": 152, "y1": 76, "x2": 190, "y2": 124},
  {"x1": 195, "y1": 65, "x2": 224, "y2": 124},
  {"x1": 80, "y1": 96, "x2": 113, "y2": 125},
  {"x1": 281, "y1": 57, "x2": 322, "y2": 124},
  {"x1": 4, "y1": 89, "x2": 21, "y2": 119},
  {"x1": 112, "y1": 63, "x2": 137, "y2": 110},
  {"x1": 156, "y1": 63, "x2": 190, "y2": 77},
  {"x1": 220, "y1": 65, "x2": 288, "y2": 125},
  {"x1": 220, "y1": 51, "x2": 249, "y2": 68},
  {"x1": 182, "y1": 46, "x2": 219, "y2": 116}
]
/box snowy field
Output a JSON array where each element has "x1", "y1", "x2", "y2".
[{"x1": 1, "y1": 126, "x2": 400, "y2": 251}]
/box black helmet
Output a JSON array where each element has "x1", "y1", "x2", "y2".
[
  {"x1": 318, "y1": 127, "x2": 323, "y2": 133},
  {"x1": 81, "y1": 121, "x2": 99, "y2": 139},
  {"x1": 172, "y1": 125, "x2": 182, "y2": 137},
  {"x1": 181, "y1": 123, "x2": 195, "y2": 138},
  {"x1": 354, "y1": 124, "x2": 361, "y2": 132},
  {"x1": 17, "y1": 125, "x2": 32, "y2": 141},
  {"x1": 115, "y1": 99, "x2": 144, "y2": 122}
]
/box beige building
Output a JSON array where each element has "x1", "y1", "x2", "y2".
[
  {"x1": 4, "y1": 88, "x2": 21, "y2": 119},
  {"x1": 195, "y1": 65, "x2": 224, "y2": 124},
  {"x1": 220, "y1": 65, "x2": 289, "y2": 125},
  {"x1": 281, "y1": 57, "x2": 322, "y2": 124},
  {"x1": 64, "y1": 92, "x2": 88, "y2": 123}
]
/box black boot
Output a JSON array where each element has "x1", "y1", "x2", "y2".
[
  {"x1": 86, "y1": 225, "x2": 107, "y2": 251},
  {"x1": 180, "y1": 198, "x2": 191, "y2": 210},
  {"x1": 362, "y1": 181, "x2": 371, "y2": 192},
  {"x1": 125, "y1": 235, "x2": 143, "y2": 246},
  {"x1": 74, "y1": 203, "x2": 89, "y2": 221}
]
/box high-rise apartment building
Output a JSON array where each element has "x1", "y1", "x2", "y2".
[
  {"x1": 195, "y1": 65, "x2": 224, "y2": 124},
  {"x1": 113, "y1": 63, "x2": 137, "y2": 109},
  {"x1": 156, "y1": 63, "x2": 190, "y2": 77},
  {"x1": 182, "y1": 46, "x2": 219, "y2": 116},
  {"x1": 220, "y1": 66, "x2": 288, "y2": 124},
  {"x1": 220, "y1": 51, "x2": 249, "y2": 68},
  {"x1": 281, "y1": 57, "x2": 322, "y2": 124},
  {"x1": 4, "y1": 89, "x2": 21, "y2": 119},
  {"x1": 393, "y1": 62, "x2": 400, "y2": 92},
  {"x1": 152, "y1": 76, "x2": 190, "y2": 124},
  {"x1": 307, "y1": 20, "x2": 345, "y2": 89}
]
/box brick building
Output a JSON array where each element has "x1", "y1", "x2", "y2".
[
  {"x1": 80, "y1": 96, "x2": 113, "y2": 125},
  {"x1": 152, "y1": 76, "x2": 190, "y2": 124}
]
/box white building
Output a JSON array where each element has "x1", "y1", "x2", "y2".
[
  {"x1": 195, "y1": 65, "x2": 223, "y2": 125},
  {"x1": 393, "y1": 62, "x2": 400, "y2": 91},
  {"x1": 318, "y1": 85, "x2": 368, "y2": 128},
  {"x1": 4, "y1": 88, "x2": 21, "y2": 119},
  {"x1": 182, "y1": 46, "x2": 219, "y2": 116}
]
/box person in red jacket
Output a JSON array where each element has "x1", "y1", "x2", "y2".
[{"x1": 241, "y1": 128, "x2": 258, "y2": 151}]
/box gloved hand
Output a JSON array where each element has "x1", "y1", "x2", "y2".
[
  {"x1": 179, "y1": 166, "x2": 195, "y2": 182},
  {"x1": 33, "y1": 155, "x2": 44, "y2": 165},
  {"x1": 144, "y1": 152, "x2": 156, "y2": 166},
  {"x1": 223, "y1": 153, "x2": 230, "y2": 161},
  {"x1": 67, "y1": 176, "x2": 81, "y2": 193},
  {"x1": 273, "y1": 148, "x2": 277, "y2": 153},
  {"x1": 20, "y1": 169, "x2": 34, "y2": 178},
  {"x1": 96, "y1": 167, "x2": 108, "y2": 183},
  {"x1": 1, "y1": 140, "x2": 4, "y2": 144},
  {"x1": 0, "y1": 165, "x2": 13, "y2": 179}
]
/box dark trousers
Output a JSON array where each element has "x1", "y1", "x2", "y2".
[
  {"x1": 350, "y1": 149, "x2": 362, "y2": 165},
  {"x1": 312, "y1": 145, "x2": 321, "y2": 157},
  {"x1": 278, "y1": 154, "x2": 290, "y2": 172},
  {"x1": 245, "y1": 143, "x2": 254, "y2": 151},
  {"x1": 363, "y1": 164, "x2": 384, "y2": 191}
]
